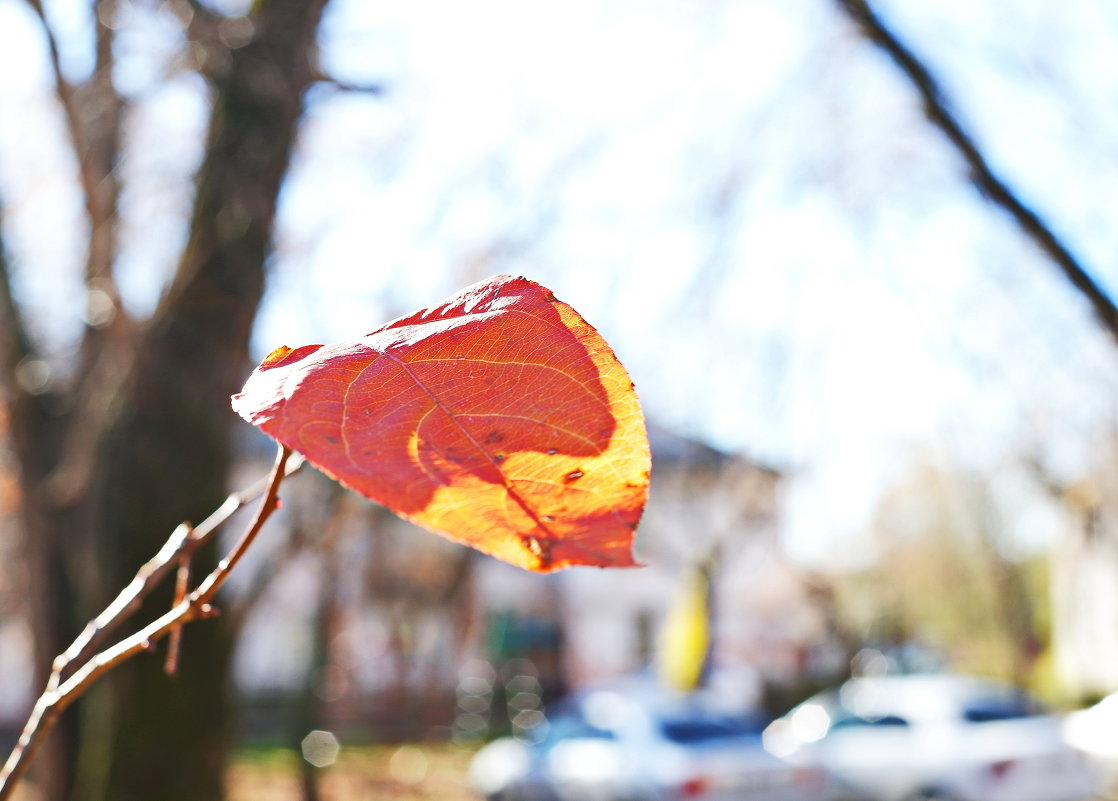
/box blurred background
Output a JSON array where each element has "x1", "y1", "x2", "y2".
[{"x1": 1, "y1": 0, "x2": 1117, "y2": 799}]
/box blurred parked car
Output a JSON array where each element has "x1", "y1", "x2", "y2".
[
  {"x1": 1063, "y1": 690, "x2": 1118, "y2": 798},
  {"x1": 763, "y1": 673, "x2": 1099, "y2": 801},
  {"x1": 469, "y1": 683, "x2": 828, "y2": 801}
]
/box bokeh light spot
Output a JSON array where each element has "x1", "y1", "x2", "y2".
[{"x1": 300, "y1": 729, "x2": 340, "y2": 768}]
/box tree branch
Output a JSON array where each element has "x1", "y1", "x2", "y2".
[
  {"x1": 23, "y1": 0, "x2": 124, "y2": 296},
  {"x1": 835, "y1": 0, "x2": 1118, "y2": 341},
  {"x1": 225, "y1": 479, "x2": 346, "y2": 637},
  {"x1": 0, "y1": 444, "x2": 300, "y2": 800},
  {"x1": 16, "y1": 0, "x2": 132, "y2": 511},
  {"x1": 191, "y1": 446, "x2": 293, "y2": 604},
  {"x1": 54, "y1": 449, "x2": 304, "y2": 684},
  {"x1": 309, "y1": 69, "x2": 386, "y2": 96},
  {"x1": 0, "y1": 203, "x2": 37, "y2": 387}
]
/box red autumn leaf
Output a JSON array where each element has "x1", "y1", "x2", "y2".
[{"x1": 232, "y1": 275, "x2": 650, "y2": 572}]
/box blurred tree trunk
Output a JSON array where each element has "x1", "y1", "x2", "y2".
[
  {"x1": 294, "y1": 549, "x2": 340, "y2": 801},
  {"x1": 0, "y1": 232, "x2": 82, "y2": 801},
  {"x1": 1, "y1": 1, "x2": 327, "y2": 799}
]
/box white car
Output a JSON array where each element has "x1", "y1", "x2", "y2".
[
  {"x1": 1063, "y1": 690, "x2": 1118, "y2": 796},
  {"x1": 762, "y1": 674, "x2": 1098, "y2": 801},
  {"x1": 469, "y1": 683, "x2": 829, "y2": 801}
]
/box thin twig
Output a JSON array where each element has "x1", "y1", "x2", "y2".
[
  {"x1": 310, "y1": 72, "x2": 386, "y2": 96},
  {"x1": 53, "y1": 451, "x2": 303, "y2": 684},
  {"x1": 835, "y1": 0, "x2": 1118, "y2": 341},
  {"x1": 0, "y1": 444, "x2": 299, "y2": 800},
  {"x1": 192, "y1": 446, "x2": 292, "y2": 604},
  {"x1": 163, "y1": 530, "x2": 196, "y2": 676},
  {"x1": 226, "y1": 480, "x2": 348, "y2": 637},
  {"x1": 23, "y1": 0, "x2": 122, "y2": 291}
]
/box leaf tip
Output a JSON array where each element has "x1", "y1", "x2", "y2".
[
  {"x1": 257, "y1": 344, "x2": 323, "y2": 370},
  {"x1": 260, "y1": 345, "x2": 295, "y2": 368}
]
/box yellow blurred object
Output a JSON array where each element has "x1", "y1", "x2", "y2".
[{"x1": 658, "y1": 568, "x2": 710, "y2": 692}]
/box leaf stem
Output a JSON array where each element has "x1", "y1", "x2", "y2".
[{"x1": 192, "y1": 445, "x2": 291, "y2": 605}]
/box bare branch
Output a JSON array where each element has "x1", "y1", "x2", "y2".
[
  {"x1": 23, "y1": 0, "x2": 124, "y2": 296},
  {"x1": 225, "y1": 479, "x2": 347, "y2": 636},
  {"x1": 0, "y1": 602, "x2": 197, "y2": 799},
  {"x1": 12, "y1": 0, "x2": 132, "y2": 511},
  {"x1": 53, "y1": 450, "x2": 303, "y2": 683},
  {"x1": 835, "y1": 0, "x2": 1118, "y2": 342},
  {"x1": 192, "y1": 445, "x2": 293, "y2": 604},
  {"x1": 163, "y1": 539, "x2": 195, "y2": 676},
  {"x1": 0, "y1": 445, "x2": 301, "y2": 799},
  {"x1": 309, "y1": 69, "x2": 386, "y2": 96},
  {"x1": 0, "y1": 204, "x2": 37, "y2": 386}
]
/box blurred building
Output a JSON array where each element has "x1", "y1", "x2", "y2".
[
  {"x1": 228, "y1": 423, "x2": 843, "y2": 742},
  {"x1": 1051, "y1": 470, "x2": 1118, "y2": 698}
]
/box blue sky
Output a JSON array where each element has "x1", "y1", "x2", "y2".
[{"x1": 1, "y1": 0, "x2": 1116, "y2": 565}]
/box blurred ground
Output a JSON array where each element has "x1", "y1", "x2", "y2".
[
  {"x1": 227, "y1": 744, "x2": 479, "y2": 801},
  {"x1": 4, "y1": 743, "x2": 481, "y2": 801}
]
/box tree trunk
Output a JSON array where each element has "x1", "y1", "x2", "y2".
[{"x1": 6, "y1": 2, "x2": 327, "y2": 799}]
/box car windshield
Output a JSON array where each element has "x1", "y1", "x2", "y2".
[
  {"x1": 961, "y1": 695, "x2": 1037, "y2": 722},
  {"x1": 543, "y1": 714, "x2": 617, "y2": 743},
  {"x1": 660, "y1": 716, "x2": 763, "y2": 744},
  {"x1": 816, "y1": 676, "x2": 1044, "y2": 727},
  {"x1": 829, "y1": 713, "x2": 910, "y2": 729}
]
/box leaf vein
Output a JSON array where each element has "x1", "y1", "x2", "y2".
[
  {"x1": 458, "y1": 413, "x2": 600, "y2": 452},
  {"x1": 406, "y1": 355, "x2": 610, "y2": 412},
  {"x1": 385, "y1": 351, "x2": 559, "y2": 561}
]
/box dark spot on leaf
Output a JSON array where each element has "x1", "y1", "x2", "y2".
[
  {"x1": 485, "y1": 430, "x2": 504, "y2": 444},
  {"x1": 523, "y1": 534, "x2": 553, "y2": 567},
  {"x1": 564, "y1": 469, "x2": 584, "y2": 483},
  {"x1": 494, "y1": 453, "x2": 505, "y2": 462},
  {"x1": 325, "y1": 436, "x2": 338, "y2": 444}
]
